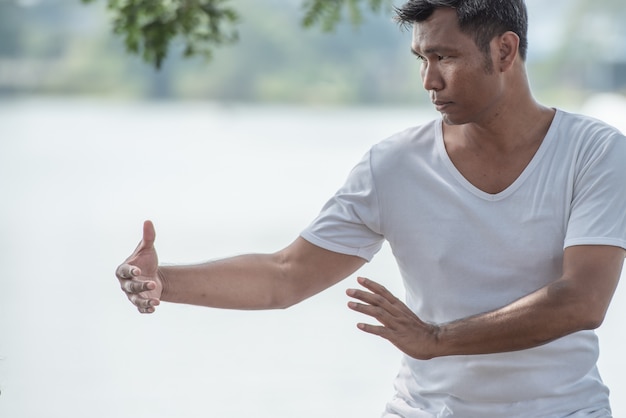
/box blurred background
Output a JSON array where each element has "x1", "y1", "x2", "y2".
[
  {"x1": 1, "y1": 0, "x2": 626, "y2": 104},
  {"x1": 1, "y1": 0, "x2": 625, "y2": 417}
]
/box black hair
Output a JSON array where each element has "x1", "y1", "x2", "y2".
[{"x1": 395, "y1": 0, "x2": 529, "y2": 61}]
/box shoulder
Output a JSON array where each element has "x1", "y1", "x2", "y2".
[
  {"x1": 556, "y1": 109, "x2": 625, "y2": 144},
  {"x1": 553, "y1": 109, "x2": 626, "y2": 162},
  {"x1": 551, "y1": 111, "x2": 626, "y2": 201},
  {"x1": 368, "y1": 119, "x2": 440, "y2": 167}
]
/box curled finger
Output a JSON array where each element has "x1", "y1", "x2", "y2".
[
  {"x1": 121, "y1": 279, "x2": 155, "y2": 294},
  {"x1": 129, "y1": 293, "x2": 159, "y2": 309},
  {"x1": 116, "y1": 264, "x2": 139, "y2": 280},
  {"x1": 138, "y1": 306, "x2": 156, "y2": 314}
]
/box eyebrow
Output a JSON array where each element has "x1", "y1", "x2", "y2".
[{"x1": 411, "y1": 46, "x2": 457, "y2": 56}]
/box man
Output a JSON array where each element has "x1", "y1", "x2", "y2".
[{"x1": 116, "y1": 1, "x2": 626, "y2": 416}]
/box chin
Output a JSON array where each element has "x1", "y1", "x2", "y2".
[
  {"x1": 440, "y1": 108, "x2": 477, "y2": 125},
  {"x1": 441, "y1": 114, "x2": 467, "y2": 126}
]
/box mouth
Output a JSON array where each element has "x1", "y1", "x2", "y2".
[{"x1": 433, "y1": 101, "x2": 452, "y2": 112}]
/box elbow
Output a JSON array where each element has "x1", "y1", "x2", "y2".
[
  {"x1": 261, "y1": 284, "x2": 301, "y2": 311},
  {"x1": 577, "y1": 288, "x2": 611, "y2": 330},
  {"x1": 275, "y1": 299, "x2": 300, "y2": 310},
  {"x1": 550, "y1": 282, "x2": 609, "y2": 332},
  {"x1": 269, "y1": 290, "x2": 307, "y2": 311},
  {"x1": 266, "y1": 251, "x2": 309, "y2": 310},
  {"x1": 270, "y1": 280, "x2": 303, "y2": 310},
  {"x1": 254, "y1": 288, "x2": 301, "y2": 311},
  {"x1": 569, "y1": 297, "x2": 608, "y2": 331},
  {"x1": 580, "y1": 308, "x2": 606, "y2": 330},
  {"x1": 272, "y1": 278, "x2": 311, "y2": 310}
]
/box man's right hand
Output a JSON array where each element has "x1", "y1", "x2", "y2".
[{"x1": 115, "y1": 220, "x2": 162, "y2": 314}]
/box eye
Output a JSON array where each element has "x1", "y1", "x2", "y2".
[{"x1": 415, "y1": 54, "x2": 426, "y2": 62}]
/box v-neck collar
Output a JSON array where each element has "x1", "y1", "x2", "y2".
[{"x1": 435, "y1": 109, "x2": 562, "y2": 201}]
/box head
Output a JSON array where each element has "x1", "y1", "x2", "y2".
[
  {"x1": 396, "y1": 1, "x2": 531, "y2": 125},
  {"x1": 395, "y1": 0, "x2": 529, "y2": 67}
]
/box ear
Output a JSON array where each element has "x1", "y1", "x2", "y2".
[{"x1": 494, "y1": 31, "x2": 520, "y2": 72}]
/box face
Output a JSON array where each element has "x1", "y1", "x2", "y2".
[{"x1": 412, "y1": 8, "x2": 502, "y2": 125}]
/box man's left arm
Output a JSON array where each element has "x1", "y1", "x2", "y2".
[{"x1": 347, "y1": 244, "x2": 625, "y2": 360}]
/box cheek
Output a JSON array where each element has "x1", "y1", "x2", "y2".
[{"x1": 452, "y1": 67, "x2": 494, "y2": 98}]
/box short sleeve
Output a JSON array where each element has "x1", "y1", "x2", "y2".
[
  {"x1": 564, "y1": 128, "x2": 626, "y2": 250},
  {"x1": 300, "y1": 151, "x2": 384, "y2": 261}
]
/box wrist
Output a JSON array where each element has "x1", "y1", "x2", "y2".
[
  {"x1": 157, "y1": 266, "x2": 171, "y2": 301},
  {"x1": 407, "y1": 322, "x2": 445, "y2": 360},
  {"x1": 426, "y1": 323, "x2": 444, "y2": 359}
]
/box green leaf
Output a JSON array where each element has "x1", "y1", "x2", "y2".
[
  {"x1": 83, "y1": 0, "x2": 390, "y2": 69},
  {"x1": 86, "y1": 0, "x2": 239, "y2": 69},
  {"x1": 301, "y1": 0, "x2": 390, "y2": 31}
]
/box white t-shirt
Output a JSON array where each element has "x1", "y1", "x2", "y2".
[{"x1": 301, "y1": 110, "x2": 626, "y2": 417}]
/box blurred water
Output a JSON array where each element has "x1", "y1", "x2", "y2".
[{"x1": 0, "y1": 98, "x2": 625, "y2": 418}]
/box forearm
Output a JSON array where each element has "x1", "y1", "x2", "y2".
[
  {"x1": 158, "y1": 252, "x2": 296, "y2": 310},
  {"x1": 157, "y1": 237, "x2": 366, "y2": 311},
  {"x1": 348, "y1": 274, "x2": 607, "y2": 360},
  {"x1": 118, "y1": 224, "x2": 365, "y2": 314},
  {"x1": 434, "y1": 246, "x2": 623, "y2": 357},
  {"x1": 435, "y1": 279, "x2": 601, "y2": 357}
]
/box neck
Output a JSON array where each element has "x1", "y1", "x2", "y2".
[{"x1": 446, "y1": 79, "x2": 554, "y2": 153}]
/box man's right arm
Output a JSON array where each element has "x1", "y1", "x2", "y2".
[{"x1": 116, "y1": 221, "x2": 366, "y2": 313}]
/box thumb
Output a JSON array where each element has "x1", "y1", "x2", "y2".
[{"x1": 142, "y1": 220, "x2": 156, "y2": 248}]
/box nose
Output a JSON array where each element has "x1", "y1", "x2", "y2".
[{"x1": 421, "y1": 61, "x2": 444, "y2": 92}]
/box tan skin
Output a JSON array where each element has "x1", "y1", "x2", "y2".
[{"x1": 116, "y1": 7, "x2": 625, "y2": 360}]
